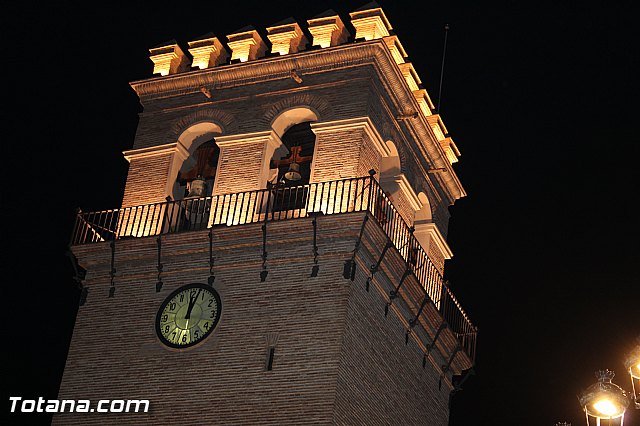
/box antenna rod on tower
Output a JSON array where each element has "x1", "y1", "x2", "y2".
[{"x1": 437, "y1": 24, "x2": 450, "y2": 114}]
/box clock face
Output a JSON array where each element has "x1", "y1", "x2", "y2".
[{"x1": 156, "y1": 283, "x2": 222, "y2": 349}]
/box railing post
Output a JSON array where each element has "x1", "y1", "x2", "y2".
[
  {"x1": 367, "y1": 169, "x2": 376, "y2": 213},
  {"x1": 70, "y1": 208, "x2": 82, "y2": 245},
  {"x1": 264, "y1": 181, "x2": 273, "y2": 223}
]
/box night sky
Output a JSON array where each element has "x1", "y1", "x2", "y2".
[{"x1": 4, "y1": 1, "x2": 638, "y2": 425}]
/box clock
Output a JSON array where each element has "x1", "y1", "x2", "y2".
[{"x1": 156, "y1": 283, "x2": 222, "y2": 349}]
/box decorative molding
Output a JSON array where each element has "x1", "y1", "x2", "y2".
[
  {"x1": 380, "y1": 173, "x2": 422, "y2": 212},
  {"x1": 307, "y1": 11, "x2": 348, "y2": 48},
  {"x1": 168, "y1": 108, "x2": 236, "y2": 143},
  {"x1": 413, "y1": 89, "x2": 434, "y2": 117},
  {"x1": 426, "y1": 114, "x2": 449, "y2": 138},
  {"x1": 149, "y1": 42, "x2": 189, "y2": 76},
  {"x1": 439, "y1": 137, "x2": 460, "y2": 164},
  {"x1": 414, "y1": 222, "x2": 453, "y2": 259},
  {"x1": 398, "y1": 63, "x2": 422, "y2": 91},
  {"x1": 123, "y1": 142, "x2": 188, "y2": 163},
  {"x1": 187, "y1": 35, "x2": 228, "y2": 69},
  {"x1": 266, "y1": 20, "x2": 307, "y2": 56},
  {"x1": 262, "y1": 93, "x2": 334, "y2": 128},
  {"x1": 226, "y1": 27, "x2": 267, "y2": 63},
  {"x1": 130, "y1": 40, "x2": 466, "y2": 201},
  {"x1": 350, "y1": 6, "x2": 392, "y2": 40},
  {"x1": 214, "y1": 129, "x2": 281, "y2": 148},
  {"x1": 383, "y1": 35, "x2": 407, "y2": 64}
]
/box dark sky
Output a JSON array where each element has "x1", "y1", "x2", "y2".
[{"x1": 4, "y1": 1, "x2": 639, "y2": 425}]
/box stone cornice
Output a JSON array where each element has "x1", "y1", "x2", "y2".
[
  {"x1": 129, "y1": 39, "x2": 466, "y2": 202},
  {"x1": 380, "y1": 173, "x2": 423, "y2": 212},
  {"x1": 414, "y1": 222, "x2": 453, "y2": 259},
  {"x1": 123, "y1": 142, "x2": 189, "y2": 163},
  {"x1": 215, "y1": 129, "x2": 282, "y2": 149}
]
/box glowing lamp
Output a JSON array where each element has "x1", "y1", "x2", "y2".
[
  {"x1": 624, "y1": 340, "x2": 640, "y2": 409},
  {"x1": 579, "y1": 370, "x2": 629, "y2": 425}
]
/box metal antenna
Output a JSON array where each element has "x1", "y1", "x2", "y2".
[{"x1": 437, "y1": 24, "x2": 450, "y2": 114}]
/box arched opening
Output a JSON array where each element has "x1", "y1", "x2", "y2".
[
  {"x1": 269, "y1": 121, "x2": 317, "y2": 212},
  {"x1": 415, "y1": 192, "x2": 433, "y2": 223},
  {"x1": 166, "y1": 122, "x2": 223, "y2": 231},
  {"x1": 175, "y1": 139, "x2": 220, "y2": 199},
  {"x1": 171, "y1": 122, "x2": 223, "y2": 201},
  {"x1": 271, "y1": 107, "x2": 318, "y2": 138},
  {"x1": 272, "y1": 122, "x2": 316, "y2": 186},
  {"x1": 414, "y1": 191, "x2": 444, "y2": 264}
]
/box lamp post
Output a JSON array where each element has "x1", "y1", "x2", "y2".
[
  {"x1": 624, "y1": 341, "x2": 640, "y2": 409},
  {"x1": 578, "y1": 370, "x2": 629, "y2": 425}
]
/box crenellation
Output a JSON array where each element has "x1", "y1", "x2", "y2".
[
  {"x1": 413, "y1": 88, "x2": 434, "y2": 117},
  {"x1": 141, "y1": 4, "x2": 442, "y2": 150},
  {"x1": 383, "y1": 35, "x2": 407, "y2": 64},
  {"x1": 266, "y1": 19, "x2": 307, "y2": 56},
  {"x1": 350, "y1": 4, "x2": 393, "y2": 41},
  {"x1": 187, "y1": 34, "x2": 229, "y2": 69},
  {"x1": 149, "y1": 41, "x2": 189, "y2": 76},
  {"x1": 426, "y1": 114, "x2": 448, "y2": 141},
  {"x1": 306, "y1": 10, "x2": 349, "y2": 48},
  {"x1": 226, "y1": 26, "x2": 267, "y2": 63},
  {"x1": 439, "y1": 136, "x2": 461, "y2": 164},
  {"x1": 398, "y1": 62, "x2": 422, "y2": 92}
]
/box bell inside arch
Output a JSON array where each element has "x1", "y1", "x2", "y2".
[
  {"x1": 186, "y1": 177, "x2": 207, "y2": 198},
  {"x1": 284, "y1": 162, "x2": 302, "y2": 181}
]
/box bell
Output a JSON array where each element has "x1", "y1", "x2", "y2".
[
  {"x1": 184, "y1": 176, "x2": 208, "y2": 218},
  {"x1": 284, "y1": 162, "x2": 302, "y2": 181},
  {"x1": 186, "y1": 177, "x2": 207, "y2": 198}
]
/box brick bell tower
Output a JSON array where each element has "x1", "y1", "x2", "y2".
[{"x1": 60, "y1": 4, "x2": 476, "y2": 425}]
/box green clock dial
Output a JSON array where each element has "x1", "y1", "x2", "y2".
[{"x1": 156, "y1": 283, "x2": 221, "y2": 349}]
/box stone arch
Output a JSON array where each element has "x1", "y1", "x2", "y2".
[
  {"x1": 380, "y1": 140, "x2": 401, "y2": 179},
  {"x1": 168, "y1": 108, "x2": 236, "y2": 144},
  {"x1": 262, "y1": 93, "x2": 333, "y2": 133},
  {"x1": 415, "y1": 192, "x2": 433, "y2": 223},
  {"x1": 177, "y1": 122, "x2": 223, "y2": 154},
  {"x1": 270, "y1": 107, "x2": 319, "y2": 138}
]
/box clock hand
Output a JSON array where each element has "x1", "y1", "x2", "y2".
[{"x1": 184, "y1": 289, "x2": 202, "y2": 320}]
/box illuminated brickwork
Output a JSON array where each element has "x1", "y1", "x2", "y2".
[
  {"x1": 59, "y1": 214, "x2": 465, "y2": 425},
  {"x1": 60, "y1": 5, "x2": 473, "y2": 425}
]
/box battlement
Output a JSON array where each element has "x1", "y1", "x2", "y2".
[{"x1": 145, "y1": 4, "x2": 460, "y2": 166}]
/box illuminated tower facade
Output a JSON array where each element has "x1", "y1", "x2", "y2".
[{"x1": 60, "y1": 5, "x2": 476, "y2": 425}]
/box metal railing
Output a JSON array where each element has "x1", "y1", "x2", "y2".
[{"x1": 71, "y1": 175, "x2": 476, "y2": 362}]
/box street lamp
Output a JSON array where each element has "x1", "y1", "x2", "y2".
[
  {"x1": 624, "y1": 341, "x2": 640, "y2": 409},
  {"x1": 578, "y1": 370, "x2": 629, "y2": 425}
]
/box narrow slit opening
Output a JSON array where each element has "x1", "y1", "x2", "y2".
[{"x1": 266, "y1": 346, "x2": 275, "y2": 371}]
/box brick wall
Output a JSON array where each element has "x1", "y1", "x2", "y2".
[
  {"x1": 59, "y1": 213, "x2": 463, "y2": 425},
  {"x1": 214, "y1": 140, "x2": 268, "y2": 194},
  {"x1": 332, "y1": 274, "x2": 451, "y2": 426},
  {"x1": 312, "y1": 128, "x2": 372, "y2": 183},
  {"x1": 121, "y1": 154, "x2": 173, "y2": 207},
  {"x1": 429, "y1": 239, "x2": 446, "y2": 274}
]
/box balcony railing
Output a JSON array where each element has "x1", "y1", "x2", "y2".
[{"x1": 71, "y1": 175, "x2": 477, "y2": 362}]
